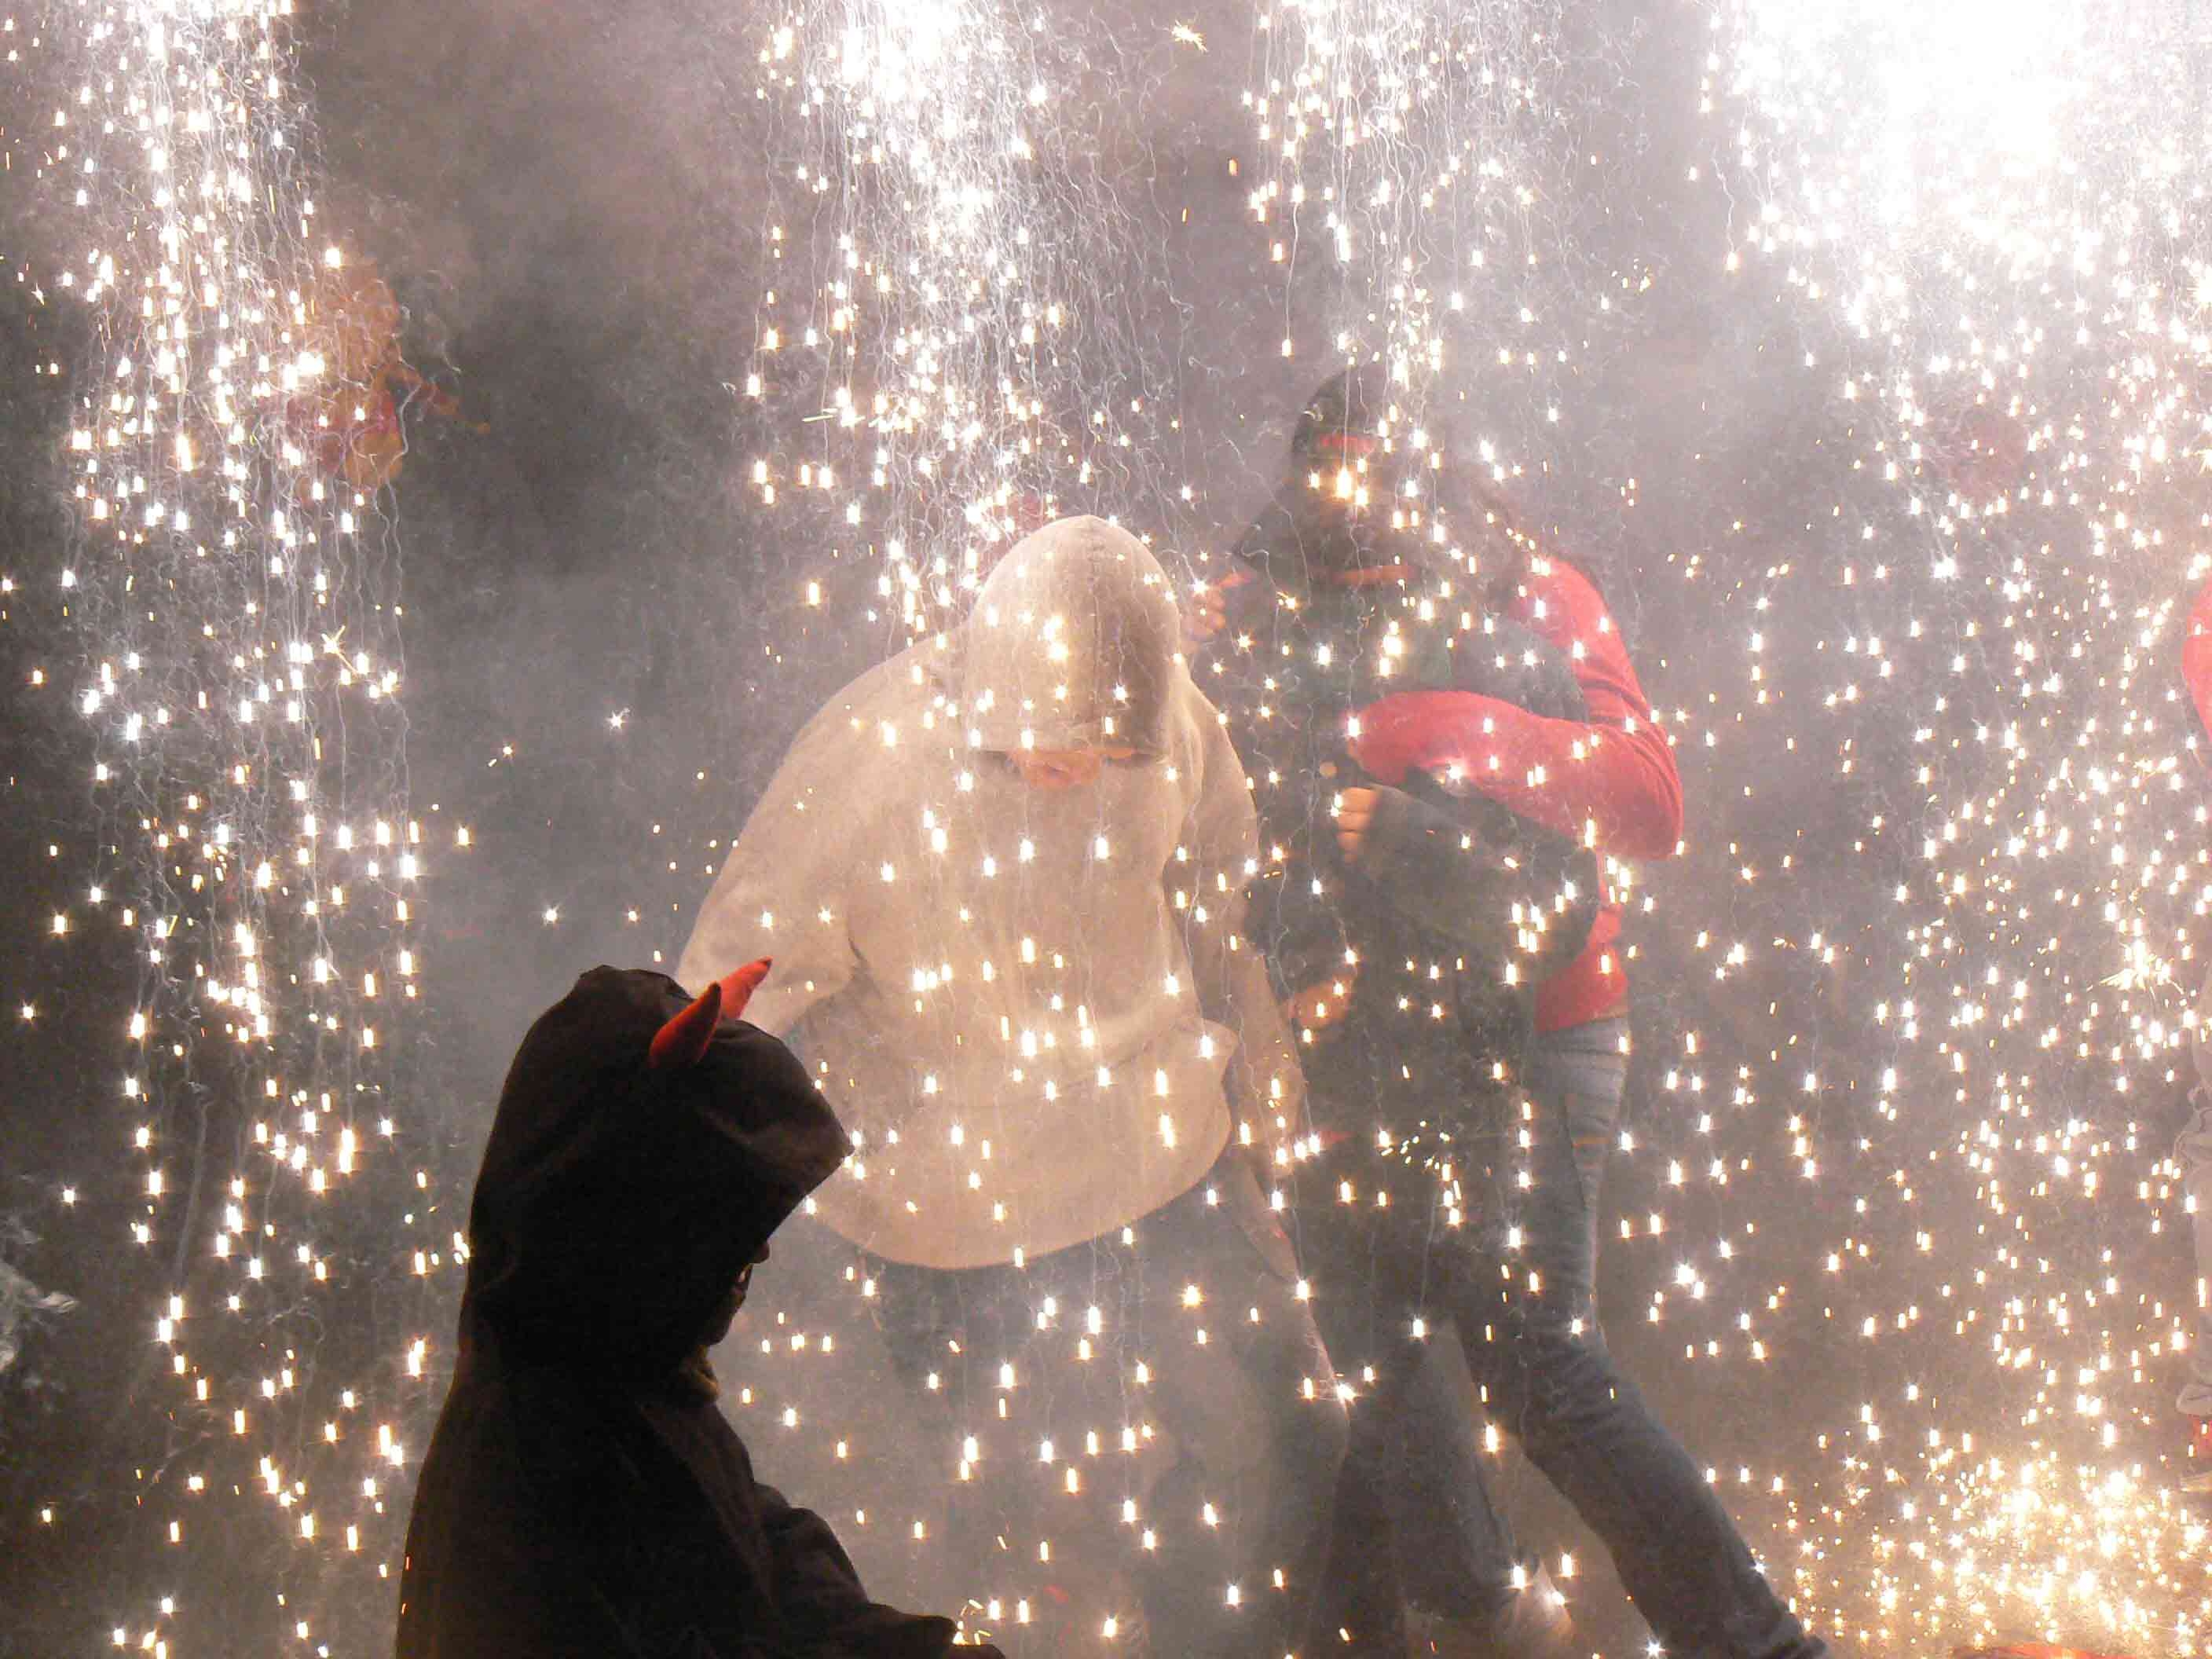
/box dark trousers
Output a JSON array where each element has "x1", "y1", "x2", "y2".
[
  {"x1": 1306, "y1": 1018, "x2": 1827, "y2": 1659},
  {"x1": 870, "y1": 1148, "x2": 1347, "y2": 1658}
]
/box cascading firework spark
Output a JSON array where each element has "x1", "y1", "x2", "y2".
[
  {"x1": 743, "y1": 0, "x2": 1192, "y2": 642},
  {"x1": 9, "y1": 1, "x2": 461, "y2": 1652},
  {"x1": 1681, "y1": 0, "x2": 2212, "y2": 1647}
]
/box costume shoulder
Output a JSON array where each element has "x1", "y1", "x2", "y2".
[
  {"x1": 780, "y1": 642, "x2": 948, "y2": 777},
  {"x1": 398, "y1": 1357, "x2": 657, "y2": 1657},
  {"x1": 679, "y1": 643, "x2": 943, "y2": 994}
]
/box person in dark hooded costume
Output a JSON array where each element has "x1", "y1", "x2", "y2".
[
  {"x1": 1190, "y1": 367, "x2": 1833, "y2": 1659},
  {"x1": 1191, "y1": 368, "x2": 1599, "y2": 1656},
  {"x1": 394, "y1": 961, "x2": 1003, "y2": 1659}
]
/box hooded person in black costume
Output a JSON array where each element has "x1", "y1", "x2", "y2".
[
  {"x1": 1196, "y1": 368, "x2": 1600, "y2": 1115},
  {"x1": 395, "y1": 961, "x2": 1002, "y2": 1659},
  {"x1": 1189, "y1": 368, "x2": 1599, "y2": 1655}
]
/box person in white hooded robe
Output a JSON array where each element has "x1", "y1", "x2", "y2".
[{"x1": 679, "y1": 515, "x2": 1346, "y2": 1656}]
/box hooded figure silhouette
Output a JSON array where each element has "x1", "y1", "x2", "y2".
[{"x1": 395, "y1": 965, "x2": 1000, "y2": 1659}]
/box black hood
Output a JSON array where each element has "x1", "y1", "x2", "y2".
[
  {"x1": 1238, "y1": 366, "x2": 1426, "y2": 577},
  {"x1": 1292, "y1": 364, "x2": 1392, "y2": 460},
  {"x1": 458, "y1": 967, "x2": 847, "y2": 1389}
]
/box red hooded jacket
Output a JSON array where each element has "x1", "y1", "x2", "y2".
[
  {"x1": 2186, "y1": 576, "x2": 2212, "y2": 739},
  {"x1": 1348, "y1": 553, "x2": 1683, "y2": 1031}
]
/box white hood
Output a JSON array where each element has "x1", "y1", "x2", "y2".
[{"x1": 957, "y1": 515, "x2": 1181, "y2": 760}]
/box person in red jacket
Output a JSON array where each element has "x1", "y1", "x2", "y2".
[
  {"x1": 1191, "y1": 397, "x2": 1828, "y2": 1657},
  {"x1": 2177, "y1": 576, "x2": 2212, "y2": 1493}
]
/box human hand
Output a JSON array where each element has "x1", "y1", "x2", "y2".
[
  {"x1": 1184, "y1": 582, "x2": 1227, "y2": 646},
  {"x1": 1333, "y1": 786, "x2": 1379, "y2": 863},
  {"x1": 1281, "y1": 962, "x2": 1359, "y2": 1035}
]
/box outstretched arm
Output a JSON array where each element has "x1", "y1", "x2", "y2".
[
  {"x1": 678, "y1": 708, "x2": 866, "y2": 1040},
  {"x1": 1351, "y1": 551, "x2": 1683, "y2": 860},
  {"x1": 757, "y1": 1483, "x2": 998, "y2": 1657}
]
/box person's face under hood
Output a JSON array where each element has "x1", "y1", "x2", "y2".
[
  {"x1": 958, "y1": 515, "x2": 1182, "y2": 762},
  {"x1": 701, "y1": 1242, "x2": 770, "y2": 1347},
  {"x1": 459, "y1": 969, "x2": 847, "y2": 1391},
  {"x1": 1006, "y1": 742, "x2": 1139, "y2": 790},
  {"x1": 1250, "y1": 433, "x2": 1434, "y2": 582}
]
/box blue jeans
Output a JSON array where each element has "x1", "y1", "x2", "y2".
[
  {"x1": 2180, "y1": 1091, "x2": 2212, "y2": 1415},
  {"x1": 1310, "y1": 1017, "x2": 1826, "y2": 1659},
  {"x1": 868, "y1": 1150, "x2": 1348, "y2": 1659}
]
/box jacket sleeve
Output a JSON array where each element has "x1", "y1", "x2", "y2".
[
  {"x1": 678, "y1": 701, "x2": 866, "y2": 1040},
  {"x1": 2185, "y1": 575, "x2": 2212, "y2": 742},
  {"x1": 1349, "y1": 554, "x2": 1683, "y2": 860},
  {"x1": 1353, "y1": 782, "x2": 1599, "y2": 983},
  {"x1": 757, "y1": 1483, "x2": 987, "y2": 1657},
  {"x1": 1177, "y1": 679, "x2": 1307, "y2": 1163}
]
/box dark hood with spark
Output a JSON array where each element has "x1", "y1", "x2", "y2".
[{"x1": 459, "y1": 965, "x2": 847, "y2": 1392}]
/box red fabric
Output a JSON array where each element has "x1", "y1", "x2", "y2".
[
  {"x1": 2186, "y1": 577, "x2": 2212, "y2": 742},
  {"x1": 716, "y1": 956, "x2": 773, "y2": 1019},
  {"x1": 648, "y1": 980, "x2": 723, "y2": 1071},
  {"x1": 1347, "y1": 553, "x2": 1683, "y2": 1032}
]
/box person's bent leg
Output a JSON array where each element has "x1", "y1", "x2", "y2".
[
  {"x1": 1301, "y1": 1190, "x2": 1434, "y2": 1656},
  {"x1": 872, "y1": 1254, "x2": 1132, "y2": 1655},
  {"x1": 1472, "y1": 1306, "x2": 1820, "y2": 1659},
  {"x1": 1144, "y1": 1152, "x2": 1350, "y2": 1657},
  {"x1": 1382, "y1": 1337, "x2": 1556, "y2": 1632},
  {"x1": 1315, "y1": 1392, "x2": 1415, "y2": 1654},
  {"x1": 1452, "y1": 1060, "x2": 1827, "y2": 1659}
]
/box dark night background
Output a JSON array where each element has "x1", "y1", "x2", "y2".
[{"x1": 2, "y1": 1, "x2": 2202, "y2": 1654}]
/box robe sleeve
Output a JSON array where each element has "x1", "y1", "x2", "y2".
[
  {"x1": 1178, "y1": 678, "x2": 1307, "y2": 1162},
  {"x1": 1348, "y1": 554, "x2": 1683, "y2": 860},
  {"x1": 757, "y1": 1482, "x2": 984, "y2": 1657},
  {"x1": 678, "y1": 704, "x2": 866, "y2": 1040}
]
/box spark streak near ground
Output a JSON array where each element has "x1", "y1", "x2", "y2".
[{"x1": 1691, "y1": 0, "x2": 2212, "y2": 1647}]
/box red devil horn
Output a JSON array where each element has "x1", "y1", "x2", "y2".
[
  {"x1": 717, "y1": 958, "x2": 773, "y2": 1020},
  {"x1": 648, "y1": 980, "x2": 723, "y2": 1071}
]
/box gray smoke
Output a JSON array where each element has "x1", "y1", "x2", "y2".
[{"x1": 0, "y1": 1224, "x2": 74, "y2": 1380}]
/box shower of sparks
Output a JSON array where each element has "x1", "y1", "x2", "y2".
[
  {"x1": 1246, "y1": 0, "x2": 1607, "y2": 375},
  {"x1": 1677, "y1": 0, "x2": 2212, "y2": 1649},
  {"x1": 17, "y1": 0, "x2": 2212, "y2": 1650},
  {"x1": 743, "y1": 0, "x2": 1190, "y2": 641},
  {"x1": 8, "y1": 1, "x2": 462, "y2": 1653},
  {"x1": 700, "y1": 0, "x2": 1668, "y2": 1648}
]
